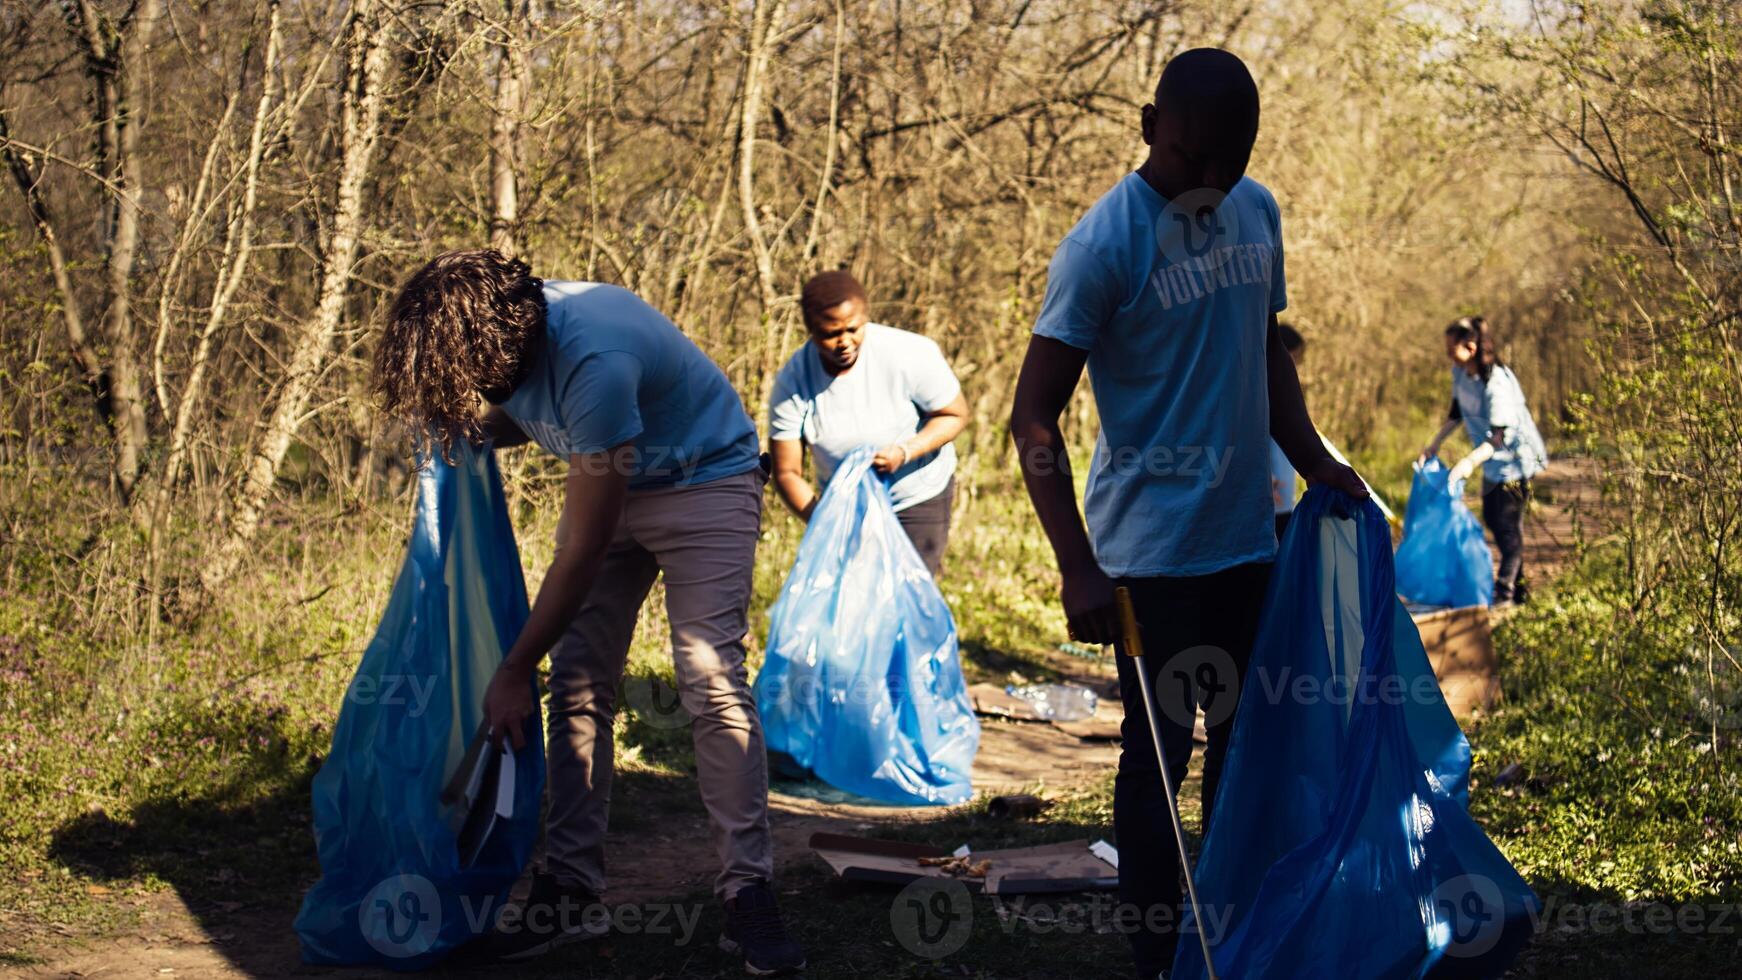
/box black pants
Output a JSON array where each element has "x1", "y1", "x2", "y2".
[
  {"x1": 1481, "y1": 478, "x2": 1530, "y2": 602},
  {"x1": 1112, "y1": 561, "x2": 1273, "y2": 977},
  {"x1": 895, "y1": 478, "x2": 954, "y2": 578}
]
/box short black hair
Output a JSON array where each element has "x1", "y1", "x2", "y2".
[
  {"x1": 800, "y1": 269, "x2": 867, "y2": 327},
  {"x1": 1278, "y1": 322, "x2": 1304, "y2": 353},
  {"x1": 1154, "y1": 48, "x2": 1260, "y2": 162}
]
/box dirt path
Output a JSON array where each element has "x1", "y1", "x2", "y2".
[
  {"x1": 1518, "y1": 455, "x2": 1608, "y2": 588},
  {"x1": 16, "y1": 696, "x2": 1122, "y2": 980}
]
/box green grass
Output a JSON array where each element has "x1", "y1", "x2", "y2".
[
  {"x1": 3, "y1": 460, "x2": 1740, "y2": 977},
  {"x1": 1461, "y1": 546, "x2": 1742, "y2": 978}
]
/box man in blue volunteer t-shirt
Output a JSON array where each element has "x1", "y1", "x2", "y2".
[
  {"x1": 1009, "y1": 49, "x2": 1365, "y2": 979},
  {"x1": 374, "y1": 250, "x2": 803, "y2": 975}
]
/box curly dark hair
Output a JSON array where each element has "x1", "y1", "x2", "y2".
[{"x1": 375, "y1": 248, "x2": 547, "y2": 457}]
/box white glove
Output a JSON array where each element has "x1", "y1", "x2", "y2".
[{"x1": 1447, "y1": 442, "x2": 1495, "y2": 489}]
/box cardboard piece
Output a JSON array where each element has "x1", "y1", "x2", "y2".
[
  {"x1": 1411, "y1": 603, "x2": 1498, "y2": 718},
  {"x1": 808, "y1": 832, "x2": 1118, "y2": 895}
]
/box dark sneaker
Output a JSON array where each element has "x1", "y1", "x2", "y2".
[
  {"x1": 481, "y1": 872, "x2": 609, "y2": 961},
  {"x1": 719, "y1": 881, "x2": 805, "y2": 975}
]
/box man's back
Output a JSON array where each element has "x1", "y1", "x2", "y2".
[
  {"x1": 501, "y1": 282, "x2": 759, "y2": 488},
  {"x1": 1033, "y1": 173, "x2": 1288, "y2": 576}
]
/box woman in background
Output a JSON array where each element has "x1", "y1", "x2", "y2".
[{"x1": 1421, "y1": 315, "x2": 1549, "y2": 606}]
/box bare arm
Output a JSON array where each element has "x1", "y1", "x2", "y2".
[
  {"x1": 1421, "y1": 417, "x2": 1462, "y2": 461},
  {"x1": 483, "y1": 444, "x2": 632, "y2": 747},
  {"x1": 873, "y1": 392, "x2": 970, "y2": 473},
  {"x1": 770, "y1": 437, "x2": 817, "y2": 520},
  {"x1": 1010, "y1": 336, "x2": 1119, "y2": 644},
  {"x1": 1267, "y1": 314, "x2": 1366, "y2": 497}
]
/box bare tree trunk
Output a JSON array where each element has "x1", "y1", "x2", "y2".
[
  {"x1": 740, "y1": 0, "x2": 788, "y2": 418},
  {"x1": 155, "y1": 0, "x2": 285, "y2": 507},
  {"x1": 0, "y1": 110, "x2": 102, "y2": 413},
  {"x1": 200, "y1": 0, "x2": 395, "y2": 595},
  {"x1": 5, "y1": 0, "x2": 165, "y2": 501},
  {"x1": 488, "y1": 0, "x2": 527, "y2": 255},
  {"x1": 99, "y1": 0, "x2": 164, "y2": 503},
  {"x1": 798, "y1": 0, "x2": 846, "y2": 274}
]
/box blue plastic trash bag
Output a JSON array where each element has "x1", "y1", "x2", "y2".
[
  {"x1": 753, "y1": 447, "x2": 979, "y2": 805},
  {"x1": 1173, "y1": 488, "x2": 1538, "y2": 980},
  {"x1": 1396, "y1": 457, "x2": 1495, "y2": 608},
  {"x1": 295, "y1": 446, "x2": 544, "y2": 968}
]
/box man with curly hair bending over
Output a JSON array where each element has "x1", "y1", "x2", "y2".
[{"x1": 375, "y1": 249, "x2": 804, "y2": 975}]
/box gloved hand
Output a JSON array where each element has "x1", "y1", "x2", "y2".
[
  {"x1": 1447, "y1": 457, "x2": 1475, "y2": 490},
  {"x1": 1446, "y1": 442, "x2": 1494, "y2": 491}
]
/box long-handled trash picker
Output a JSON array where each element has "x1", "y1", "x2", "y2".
[{"x1": 1114, "y1": 586, "x2": 1219, "y2": 980}]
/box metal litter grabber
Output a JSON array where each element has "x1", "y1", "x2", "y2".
[{"x1": 1114, "y1": 585, "x2": 1219, "y2": 980}]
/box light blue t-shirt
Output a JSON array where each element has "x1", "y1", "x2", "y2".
[
  {"x1": 768, "y1": 322, "x2": 961, "y2": 511},
  {"x1": 1451, "y1": 364, "x2": 1548, "y2": 484},
  {"x1": 1033, "y1": 173, "x2": 1287, "y2": 577},
  {"x1": 500, "y1": 281, "x2": 759, "y2": 488}
]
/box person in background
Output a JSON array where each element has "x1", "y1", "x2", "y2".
[
  {"x1": 1421, "y1": 315, "x2": 1548, "y2": 606},
  {"x1": 767, "y1": 270, "x2": 970, "y2": 578},
  {"x1": 1269, "y1": 323, "x2": 1306, "y2": 539},
  {"x1": 375, "y1": 249, "x2": 804, "y2": 975},
  {"x1": 1008, "y1": 48, "x2": 1366, "y2": 980}
]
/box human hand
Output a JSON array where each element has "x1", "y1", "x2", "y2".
[
  {"x1": 871, "y1": 442, "x2": 911, "y2": 474},
  {"x1": 1447, "y1": 456, "x2": 1477, "y2": 488},
  {"x1": 1305, "y1": 457, "x2": 1369, "y2": 499},
  {"x1": 482, "y1": 660, "x2": 534, "y2": 750},
  {"x1": 1061, "y1": 561, "x2": 1119, "y2": 646}
]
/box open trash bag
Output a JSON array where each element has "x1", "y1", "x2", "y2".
[
  {"x1": 753, "y1": 447, "x2": 978, "y2": 805},
  {"x1": 1173, "y1": 488, "x2": 1537, "y2": 980},
  {"x1": 1396, "y1": 457, "x2": 1495, "y2": 608},
  {"x1": 295, "y1": 446, "x2": 543, "y2": 968}
]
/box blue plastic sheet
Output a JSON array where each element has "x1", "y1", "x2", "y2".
[
  {"x1": 753, "y1": 447, "x2": 979, "y2": 805},
  {"x1": 295, "y1": 446, "x2": 544, "y2": 968},
  {"x1": 1396, "y1": 458, "x2": 1495, "y2": 608},
  {"x1": 1173, "y1": 488, "x2": 1538, "y2": 980}
]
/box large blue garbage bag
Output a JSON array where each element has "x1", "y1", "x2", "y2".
[
  {"x1": 753, "y1": 448, "x2": 978, "y2": 805},
  {"x1": 1396, "y1": 457, "x2": 1495, "y2": 608},
  {"x1": 1173, "y1": 488, "x2": 1538, "y2": 980},
  {"x1": 295, "y1": 446, "x2": 544, "y2": 968}
]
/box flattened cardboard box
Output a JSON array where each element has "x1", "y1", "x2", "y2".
[{"x1": 809, "y1": 832, "x2": 1118, "y2": 895}]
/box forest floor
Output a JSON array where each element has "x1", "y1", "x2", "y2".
[{"x1": 15, "y1": 456, "x2": 1732, "y2": 980}]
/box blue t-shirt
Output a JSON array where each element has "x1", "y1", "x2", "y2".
[
  {"x1": 767, "y1": 323, "x2": 961, "y2": 511},
  {"x1": 500, "y1": 281, "x2": 759, "y2": 488},
  {"x1": 1032, "y1": 173, "x2": 1287, "y2": 577},
  {"x1": 1451, "y1": 364, "x2": 1547, "y2": 484}
]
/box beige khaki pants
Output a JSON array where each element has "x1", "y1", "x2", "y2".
[{"x1": 544, "y1": 468, "x2": 772, "y2": 900}]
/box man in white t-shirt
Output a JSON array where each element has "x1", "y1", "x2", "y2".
[
  {"x1": 767, "y1": 271, "x2": 969, "y2": 576},
  {"x1": 1009, "y1": 49, "x2": 1365, "y2": 978}
]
